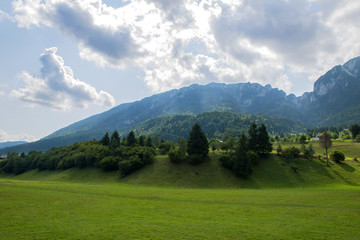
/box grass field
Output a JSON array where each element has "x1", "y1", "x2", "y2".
[
  {"x1": 279, "y1": 141, "x2": 360, "y2": 159},
  {"x1": 1, "y1": 141, "x2": 359, "y2": 239},
  {"x1": 1, "y1": 180, "x2": 359, "y2": 240}
]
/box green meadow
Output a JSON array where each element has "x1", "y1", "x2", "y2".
[
  {"x1": 1, "y1": 142, "x2": 360, "y2": 239},
  {"x1": 279, "y1": 141, "x2": 360, "y2": 160},
  {"x1": 1, "y1": 179, "x2": 359, "y2": 240}
]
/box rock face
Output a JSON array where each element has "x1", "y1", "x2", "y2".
[{"x1": 299, "y1": 56, "x2": 360, "y2": 125}]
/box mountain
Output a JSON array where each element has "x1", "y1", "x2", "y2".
[
  {"x1": 0, "y1": 141, "x2": 27, "y2": 150},
  {"x1": 2, "y1": 56, "x2": 359, "y2": 153},
  {"x1": 299, "y1": 56, "x2": 360, "y2": 126}
]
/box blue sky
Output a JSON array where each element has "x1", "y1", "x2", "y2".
[{"x1": 1, "y1": 0, "x2": 360, "y2": 142}]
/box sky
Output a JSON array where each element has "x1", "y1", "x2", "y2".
[{"x1": 1, "y1": 0, "x2": 360, "y2": 142}]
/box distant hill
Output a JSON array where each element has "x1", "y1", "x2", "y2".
[
  {"x1": 0, "y1": 141, "x2": 27, "y2": 150},
  {"x1": 2, "y1": 56, "x2": 360, "y2": 153}
]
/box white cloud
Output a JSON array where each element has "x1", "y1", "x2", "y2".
[
  {"x1": 0, "y1": 10, "x2": 11, "y2": 22},
  {"x1": 0, "y1": 129, "x2": 38, "y2": 142},
  {"x1": 11, "y1": 0, "x2": 360, "y2": 95},
  {"x1": 11, "y1": 47, "x2": 115, "y2": 111}
]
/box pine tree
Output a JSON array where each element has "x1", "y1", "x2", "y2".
[
  {"x1": 110, "y1": 131, "x2": 120, "y2": 149},
  {"x1": 233, "y1": 133, "x2": 252, "y2": 178},
  {"x1": 248, "y1": 122, "x2": 258, "y2": 153},
  {"x1": 100, "y1": 132, "x2": 110, "y2": 146},
  {"x1": 127, "y1": 131, "x2": 137, "y2": 147},
  {"x1": 138, "y1": 135, "x2": 146, "y2": 146},
  {"x1": 146, "y1": 136, "x2": 153, "y2": 148},
  {"x1": 257, "y1": 123, "x2": 273, "y2": 155},
  {"x1": 187, "y1": 123, "x2": 209, "y2": 163}
]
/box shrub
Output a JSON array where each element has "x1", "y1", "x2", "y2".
[
  {"x1": 57, "y1": 157, "x2": 76, "y2": 170},
  {"x1": 282, "y1": 146, "x2": 301, "y2": 159},
  {"x1": 133, "y1": 147, "x2": 156, "y2": 165},
  {"x1": 118, "y1": 156, "x2": 144, "y2": 177},
  {"x1": 168, "y1": 148, "x2": 185, "y2": 163},
  {"x1": 302, "y1": 143, "x2": 315, "y2": 159},
  {"x1": 99, "y1": 156, "x2": 121, "y2": 171},
  {"x1": 330, "y1": 150, "x2": 345, "y2": 163},
  {"x1": 158, "y1": 141, "x2": 174, "y2": 155}
]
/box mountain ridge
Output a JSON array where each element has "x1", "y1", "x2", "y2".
[{"x1": 2, "y1": 56, "x2": 360, "y2": 153}]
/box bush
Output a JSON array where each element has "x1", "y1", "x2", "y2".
[
  {"x1": 57, "y1": 157, "x2": 76, "y2": 170},
  {"x1": 303, "y1": 143, "x2": 315, "y2": 159},
  {"x1": 282, "y1": 146, "x2": 301, "y2": 159},
  {"x1": 158, "y1": 141, "x2": 174, "y2": 155},
  {"x1": 330, "y1": 150, "x2": 345, "y2": 163},
  {"x1": 168, "y1": 148, "x2": 185, "y2": 163},
  {"x1": 99, "y1": 156, "x2": 121, "y2": 171},
  {"x1": 118, "y1": 156, "x2": 144, "y2": 177},
  {"x1": 133, "y1": 147, "x2": 156, "y2": 165}
]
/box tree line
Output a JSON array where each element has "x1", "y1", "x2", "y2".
[
  {"x1": 0, "y1": 130, "x2": 156, "y2": 177},
  {"x1": 0, "y1": 122, "x2": 274, "y2": 179}
]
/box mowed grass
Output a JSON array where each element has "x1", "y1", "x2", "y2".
[{"x1": 1, "y1": 179, "x2": 360, "y2": 240}]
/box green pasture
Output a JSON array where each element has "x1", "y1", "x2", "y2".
[
  {"x1": 1, "y1": 141, "x2": 359, "y2": 239},
  {"x1": 1, "y1": 180, "x2": 359, "y2": 240},
  {"x1": 278, "y1": 141, "x2": 360, "y2": 159}
]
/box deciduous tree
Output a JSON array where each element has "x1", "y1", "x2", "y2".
[{"x1": 319, "y1": 131, "x2": 332, "y2": 166}]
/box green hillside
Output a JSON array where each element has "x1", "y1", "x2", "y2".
[
  {"x1": 121, "y1": 111, "x2": 305, "y2": 141},
  {"x1": 4, "y1": 154, "x2": 359, "y2": 188}
]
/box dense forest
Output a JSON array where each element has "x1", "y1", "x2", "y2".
[{"x1": 119, "y1": 111, "x2": 305, "y2": 142}]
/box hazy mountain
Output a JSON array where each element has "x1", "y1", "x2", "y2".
[
  {"x1": 0, "y1": 141, "x2": 27, "y2": 150},
  {"x1": 2, "y1": 56, "x2": 359, "y2": 153}
]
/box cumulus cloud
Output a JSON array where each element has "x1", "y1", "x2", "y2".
[
  {"x1": 0, "y1": 129, "x2": 38, "y2": 142},
  {"x1": 11, "y1": 47, "x2": 115, "y2": 111},
  {"x1": 11, "y1": 0, "x2": 360, "y2": 95}
]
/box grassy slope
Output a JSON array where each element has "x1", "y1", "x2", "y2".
[{"x1": 4, "y1": 153, "x2": 360, "y2": 188}]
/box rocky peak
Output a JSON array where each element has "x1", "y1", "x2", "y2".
[{"x1": 313, "y1": 57, "x2": 360, "y2": 97}]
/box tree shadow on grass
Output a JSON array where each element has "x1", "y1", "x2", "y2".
[
  {"x1": 298, "y1": 158, "x2": 335, "y2": 180},
  {"x1": 335, "y1": 162, "x2": 355, "y2": 173},
  {"x1": 329, "y1": 166, "x2": 358, "y2": 186}
]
